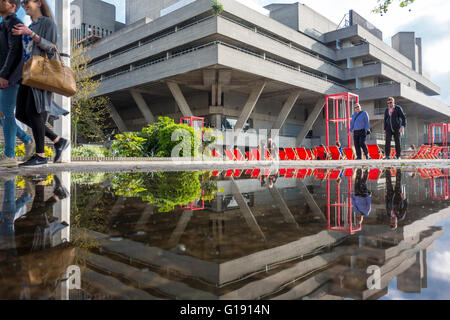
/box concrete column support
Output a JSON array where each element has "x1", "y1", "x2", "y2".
[
  {"x1": 54, "y1": 0, "x2": 71, "y2": 162},
  {"x1": 231, "y1": 179, "x2": 266, "y2": 241},
  {"x1": 296, "y1": 98, "x2": 325, "y2": 146},
  {"x1": 234, "y1": 81, "x2": 266, "y2": 132},
  {"x1": 167, "y1": 81, "x2": 194, "y2": 117},
  {"x1": 297, "y1": 180, "x2": 326, "y2": 222},
  {"x1": 272, "y1": 90, "x2": 301, "y2": 138},
  {"x1": 109, "y1": 103, "x2": 129, "y2": 132},
  {"x1": 268, "y1": 187, "x2": 300, "y2": 230},
  {"x1": 168, "y1": 210, "x2": 194, "y2": 248},
  {"x1": 130, "y1": 89, "x2": 155, "y2": 124}
]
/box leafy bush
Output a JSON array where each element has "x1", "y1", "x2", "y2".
[
  {"x1": 71, "y1": 145, "x2": 112, "y2": 158},
  {"x1": 112, "y1": 117, "x2": 202, "y2": 158}
]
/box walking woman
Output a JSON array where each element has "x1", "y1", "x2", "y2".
[{"x1": 12, "y1": 0, "x2": 69, "y2": 167}]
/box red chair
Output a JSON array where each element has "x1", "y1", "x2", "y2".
[
  {"x1": 411, "y1": 145, "x2": 430, "y2": 159},
  {"x1": 244, "y1": 169, "x2": 253, "y2": 175},
  {"x1": 233, "y1": 169, "x2": 243, "y2": 178},
  {"x1": 245, "y1": 151, "x2": 252, "y2": 160},
  {"x1": 234, "y1": 149, "x2": 247, "y2": 161},
  {"x1": 390, "y1": 148, "x2": 397, "y2": 160},
  {"x1": 250, "y1": 148, "x2": 260, "y2": 161},
  {"x1": 279, "y1": 168, "x2": 287, "y2": 176},
  {"x1": 225, "y1": 150, "x2": 236, "y2": 161},
  {"x1": 315, "y1": 146, "x2": 329, "y2": 160},
  {"x1": 212, "y1": 149, "x2": 222, "y2": 158},
  {"x1": 418, "y1": 168, "x2": 431, "y2": 179},
  {"x1": 367, "y1": 144, "x2": 384, "y2": 160},
  {"x1": 285, "y1": 148, "x2": 299, "y2": 161},
  {"x1": 295, "y1": 147, "x2": 310, "y2": 160},
  {"x1": 211, "y1": 170, "x2": 221, "y2": 177},
  {"x1": 368, "y1": 168, "x2": 382, "y2": 181},
  {"x1": 279, "y1": 150, "x2": 288, "y2": 161},
  {"x1": 344, "y1": 148, "x2": 356, "y2": 160},
  {"x1": 328, "y1": 146, "x2": 343, "y2": 160},
  {"x1": 225, "y1": 170, "x2": 234, "y2": 177},
  {"x1": 264, "y1": 149, "x2": 272, "y2": 160},
  {"x1": 306, "y1": 149, "x2": 315, "y2": 160}
]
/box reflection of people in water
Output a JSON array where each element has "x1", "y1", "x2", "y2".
[
  {"x1": 0, "y1": 175, "x2": 71, "y2": 299},
  {"x1": 351, "y1": 169, "x2": 372, "y2": 225},
  {"x1": 386, "y1": 170, "x2": 408, "y2": 230},
  {"x1": 260, "y1": 170, "x2": 279, "y2": 189}
]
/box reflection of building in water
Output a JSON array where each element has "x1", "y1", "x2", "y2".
[{"x1": 64, "y1": 169, "x2": 449, "y2": 300}]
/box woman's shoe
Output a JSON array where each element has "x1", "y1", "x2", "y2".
[
  {"x1": 19, "y1": 154, "x2": 48, "y2": 167},
  {"x1": 54, "y1": 138, "x2": 70, "y2": 163},
  {"x1": 0, "y1": 155, "x2": 18, "y2": 168}
]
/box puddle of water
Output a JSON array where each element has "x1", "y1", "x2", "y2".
[{"x1": 0, "y1": 168, "x2": 449, "y2": 300}]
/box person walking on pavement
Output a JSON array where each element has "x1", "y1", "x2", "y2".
[
  {"x1": 384, "y1": 97, "x2": 406, "y2": 160},
  {"x1": 350, "y1": 103, "x2": 370, "y2": 160},
  {"x1": 0, "y1": 0, "x2": 35, "y2": 168}
]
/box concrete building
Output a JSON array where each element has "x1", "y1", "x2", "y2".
[
  {"x1": 70, "y1": 0, "x2": 125, "y2": 45},
  {"x1": 85, "y1": 0, "x2": 450, "y2": 148}
]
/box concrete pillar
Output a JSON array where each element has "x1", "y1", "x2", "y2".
[
  {"x1": 296, "y1": 98, "x2": 325, "y2": 146},
  {"x1": 234, "y1": 81, "x2": 266, "y2": 132},
  {"x1": 108, "y1": 103, "x2": 128, "y2": 132},
  {"x1": 167, "y1": 82, "x2": 194, "y2": 117},
  {"x1": 52, "y1": 172, "x2": 71, "y2": 246},
  {"x1": 231, "y1": 179, "x2": 266, "y2": 241},
  {"x1": 272, "y1": 90, "x2": 301, "y2": 138},
  {"x1": 168, "y1": 210, "x2": 194, "y2": 248},
  {"x1": 268, "y1": 187, "x2": 300, "y2": 230},
  {"x1": 54, "y1": 0, "x2": 71, "y2": 162},
  {"x1": 130, "y1": 90, "x2": 155, "y2": 124},
  {"x1": 296, "y1": 180, "x2": 326, "y2": 222}
]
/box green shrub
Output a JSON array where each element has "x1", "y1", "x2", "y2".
[
  {"x1": 71, "y1": 145, "x2": 112, "y2": 158},
  {"x1": 112, "y1": 117, "x2": 202, "y2": 158}
]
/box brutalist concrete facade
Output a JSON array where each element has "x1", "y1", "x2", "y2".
[{"x1": 85, "y1": 0, "x2": 450, "y2": 148}]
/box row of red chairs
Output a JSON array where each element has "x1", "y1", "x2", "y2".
[
  {"x1": 213, "y1": 147, "x2": 357, "y2": 161},
  {"x1": 367, "y1": 144, "x2": 446, "y2": 160},
  {"x1": 210, "y1": 168, "x2": 413, "y2": 181}
]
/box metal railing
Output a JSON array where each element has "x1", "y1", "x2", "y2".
[
  {"x1": 89, "y1": 14, "x2": 344, "y2": 74},
  {"x1": 101, "y1": 40, "x2": 346, "y2": 88}
]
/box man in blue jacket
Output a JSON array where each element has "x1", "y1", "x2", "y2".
[
  {"x1": 384, "y1": 97, "x2": 406, "y2": 159},
  {"x1": 350, "y1": 103, "x2": 370, "y2": 160},
  {"x1": 0, "y1": 0, "x2": 34, "y2": 168}
]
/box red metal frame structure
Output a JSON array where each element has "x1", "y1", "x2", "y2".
[
  {"x1": 325, "y1": 92, "x2": 359, "y2": 148},
  {"x1": 428, "y1": 123, "x2": 448, "y2": 159},
  {"x1": 430, "y1": 169, "x2": 449, "y2": 200},
  {"x1": 181, "y1": 191, "x2": 205, "y2": 211},
  {"x1": 327, "y1": 176, "x2": 362, "y2": 235},
  {"x1": 180, "y1": 117, "x2": 205, "y2": 131}
]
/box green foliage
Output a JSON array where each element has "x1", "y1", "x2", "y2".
[
  {"x1": 0, "y1": 144, "x2": 4, "y2": 156},
  {"x1": 71, "y1": 145, "x2": 112, "y2": 158},
  {"x1": 71, "y1": 172, "x2": 112, "y2": 185},
  {"x1": 111, "y1": 132, "x2": 148, "y2": 157},
  {"x1": 373, "y1": 0, "x2": 415, "y2": 14},
  {"x1": 112, "y1": 117, "x2": 202, "y2": 158},
  {"x1": 211, "y1": 0, "x2": 223, "y2": 15},
  {"x1": 112, "y1": 171, "x2": 204, "y2": 212}
]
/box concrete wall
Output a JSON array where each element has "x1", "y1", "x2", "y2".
[
  {"x1": 298, "y1": 4, "x2": 338, "y2": 39},
  {"x1": 71, "y1": 0, "x2": 116, "y2": 32},
  {"x1": 392, "y1": 32, "x2": 423, "y2": 74},
  {"x1": 126, "y1": 0, "x2": 180, "y2": 24},
  {"x1": 267, "y1": 3, "x2": 299, "y2": 31}
]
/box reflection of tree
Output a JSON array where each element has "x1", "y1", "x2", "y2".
[{"x1": 111, "y1": 172, "x2": 220, "y2": 213}]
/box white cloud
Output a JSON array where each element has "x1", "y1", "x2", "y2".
[
  {"x1": 423, "y1": 37, "x2": 450, "y2": 76},
  {"x1": 429, "y1": 251, "x2": 450, "y2": 282}
]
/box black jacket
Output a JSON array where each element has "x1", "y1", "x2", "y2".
[
  {"x1": 384, "y1": 105, "x2": 407, "y2": 132},
  {"x1": 0, "y1": 13, "x2": 24, "y2": 86}
]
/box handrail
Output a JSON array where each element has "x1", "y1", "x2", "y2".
[
  {"x1": 89, "y1": 14, "x2": 344, "y2": 73},
  {"x1": 101, "y1": 40, "x2": 346, "y2": 88}
]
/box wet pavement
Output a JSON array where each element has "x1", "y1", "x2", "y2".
[{"x1": 0, "y1": 167, "x2": 449, "y2": 300}]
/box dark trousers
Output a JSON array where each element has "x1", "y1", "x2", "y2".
[
  {"x1": 15, "y1": 85, "x2": 58, "y2": 154},
  {"x1": 355, "y1": 169, "x2": 370, "y2": 197},
  {"x1": 385, "y1": 129, "x2": 401, "y2": 159},
  {"x1": 353, "y1": 130, "x2": 368, "y2": 159}
]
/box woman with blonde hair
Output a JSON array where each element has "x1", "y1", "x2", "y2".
[{"x1": 12, "y1": 0, "x2": 69, "y2": 167}]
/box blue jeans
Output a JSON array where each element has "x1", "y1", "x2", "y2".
[
  {"x1": 0, "y1": 180, "x2": 32, "y2": 252},
  {"x1": 0, "y1": 85, "x2": 33, "y2": 158}
]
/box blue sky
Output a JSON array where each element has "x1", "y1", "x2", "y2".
[{"x1": 10, "y1": 0, "x2": 450, "y2": 106}]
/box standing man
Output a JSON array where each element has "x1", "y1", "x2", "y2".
[
  {"x1": 350, "y1": 103, "x2": 370, "y2": 160},
  {"x1": 384, "y1": 97, "x2": 406, "y2": 159},
  {"x1": 0, "y1": 0, "x2": 34, "y2": 168}
]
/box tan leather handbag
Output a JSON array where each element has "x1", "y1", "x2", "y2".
[{"x1": 22, "y1": 46, "x2": 76, "y2": 97}]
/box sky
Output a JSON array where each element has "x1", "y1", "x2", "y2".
[{"x1": 11, "y1": 0, "x2": 450, "y2": 107}]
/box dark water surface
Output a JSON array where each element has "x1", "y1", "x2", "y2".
[{"x1": 0, "y1": 167, "x2": 449, "y2": 300}]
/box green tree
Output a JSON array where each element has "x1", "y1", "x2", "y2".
[
  {"x1": 373, "y1": 0, "x2": 415, "y2": 14},
  {"x1": 211, "y1": 0, "x2": 223, "y2": 15},
  {"x1": 71, "y1": 42, "x2": 114, "y2": 146}
]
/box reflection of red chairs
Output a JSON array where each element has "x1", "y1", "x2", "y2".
[
  {"x1": 418, "y1": 168, "x2": 431, "y2": 179},
  {"x1": 314, "y1": 169, "x2": 328, "y2": 180},
  {"x1": 296, "y1": 169, "x2": 308, "y2": 179},
  {"x1": 211, "y1": 170, "x2": 221, "y2": 177},
  {"x1": 296, "y1": 148, "x2": 310, "y2": 160},
  {"x1": 368, "y1": 168, "x2": 382, "y2": 181},
  {"x1": 279, "y1": 168, "x2": 287, "y2": 176},
  {"x1": 328, "y1": 169, "x2": 342, "y2": 180},
  {"x1": 367, "y1": 144, "x2": 384, "y2": 159},
  {"x1": 285, "y1": 148, "x2": 299, "y2": 160},
  {"x1": 344, "y1": 148, "x2": 355, "y2": 160},
  {"x1": 285, "y1": 169, "x2": 297, "y2": 178},
  {"x1": 251, "y1": 169, "x2": 261, "y2": 178},
  {"x1": 430, "y1": 171, "x2": 449, "y2": 200},
  {"x1": 344, "y1": 168, "x2": 353, "y2": 177}
]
